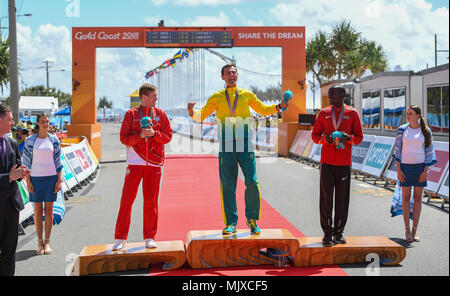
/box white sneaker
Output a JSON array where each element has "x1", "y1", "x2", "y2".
[
  {"x1": 145, "y1": 238, "x2": 157, "y2": 249},
  {"x1": 112, "y1": 239, "x2": 126, "y2": 251}
]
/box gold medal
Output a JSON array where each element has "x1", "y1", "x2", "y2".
[{"x1": 225, "y1": 88, "x2": 239, "y2": 125}]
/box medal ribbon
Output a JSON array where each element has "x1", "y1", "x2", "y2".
[
  {"x1": 225, "y1": 88, "x2": 239, "y2": 118},
  {"x1": 139, "y1": 106, "x2": 153, "y2": 121},
  {"x1": 331, "y1": 105, "x2": 345, "y2": 131}
]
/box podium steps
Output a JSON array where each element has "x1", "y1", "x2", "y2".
[
  {"x1": 73, "y1": 240, "x2": 186, "y2": 276},
  {"x1": 294, "y1": 236, "x2": 406, "y2": 267},
  {"x1": 72, "y1": 230, "x2": 406, "y2": 275},
  {"x1": 186, "y1": 229, "x2": 299, "y2": 269}
]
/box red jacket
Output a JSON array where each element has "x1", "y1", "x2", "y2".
[
  {"x1": 312, "y1": 104, "x2": 363, "y2": 166},
  {"x1": 120, "y1": 106, "x2": 172, "y2": 166}
]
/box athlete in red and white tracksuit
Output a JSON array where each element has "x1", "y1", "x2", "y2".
[
  {"x1": 114, "y1": 105, "x2": 172, "y2": 241},
  {"x1": 312, "y1": 86, "x2": 363, "y2": 244}
]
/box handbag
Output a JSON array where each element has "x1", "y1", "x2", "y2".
[
  {"x1": 42, "y1": 190, "x2": 66, "y2": 225},
  {"x1": 17, "y1": 180, "x2": 30, "y2": 205},
  {"x1": 390, "y1": 181, "x2": 414, "y2": 219}
]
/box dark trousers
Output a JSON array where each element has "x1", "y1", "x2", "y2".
[
  {"x1": 319, "y1": 164, "x2": 351, "y2": 235},
  {"x1": 0, "y1": 197, "x2": 19, "y2": 276}
]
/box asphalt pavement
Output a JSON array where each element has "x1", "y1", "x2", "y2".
[{"x1": 14, "y1": 122, "x2": 449, "y2": 276}]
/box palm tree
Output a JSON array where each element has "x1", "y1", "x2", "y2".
[
  {"x1": 98, "y1": 96, "x2": 113, "y2": 118},
  {"x1": 343, "y1": 39, "x2": 388, "y2": 79},
  {"x1": 330, "y1": 20, "x2": 361, "y2": 79},
  {"x1": 363, "y1": 40, "x2": 388, "y2": 74},
  {"x1": 306, "y1": 20, "x2": 388, "y2": 83},
  {"x1": 0, "y1": 38, "x2": 10, "y2": 93},
  {"x1": 306, "y1": 30, "x2": 335, "y2": 85}
]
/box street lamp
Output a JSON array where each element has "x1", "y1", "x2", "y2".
[
  {"x1": 47, "y1": 69, "x2": 66, "y2": 90},
  {"x1": 0, "y1": 13, "x2": 32, "y2": 38}
]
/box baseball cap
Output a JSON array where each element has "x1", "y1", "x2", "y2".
[{"x1": 12, "y1": 121, "x2": 28, "y2": 131}]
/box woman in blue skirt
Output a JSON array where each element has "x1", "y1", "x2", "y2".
[
  {"x1": 22, "y1": 113, "x2": 63, "y2": 255},
  {"x1": 393, "y1": 106, "x2": 436, "y2": 243}
]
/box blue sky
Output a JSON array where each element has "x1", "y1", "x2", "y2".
[{"x1": 0, "y1": 0, "x2": 448, "y2": 111}]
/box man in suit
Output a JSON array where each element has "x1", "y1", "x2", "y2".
[{"x1": 0, "y1": 103, "x2": 30, "y2": 276}]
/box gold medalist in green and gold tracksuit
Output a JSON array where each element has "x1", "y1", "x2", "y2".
[{"x1": 190, "y1": 86, "x2": 278, "y2": 231}]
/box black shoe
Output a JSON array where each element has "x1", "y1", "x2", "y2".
[
  {"x1": 334, "y1": 232, "x2": 346, "y2": 244},
  {"x1": 322, "y1": 234, "x2": 333, "y2": 247}
]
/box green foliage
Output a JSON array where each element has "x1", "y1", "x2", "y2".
[
  {"x1": 0, "y1": 38, "x2": 10, "y2": 92},
  {"x1": 4, "y1": 85, "x2": 72, "y2": 106},
  {"x1": 98, "y1": 96, "x2": 113, "y2": 117},
  {"x1": 307, "y1": 20, "x2": 388, "y2": 84},
  {"x1": 18, "y1": 85, "x2": 72, "y2": 106},
  {"x1": 250, "y1": 82, "x2": 282, "y2": 102}
]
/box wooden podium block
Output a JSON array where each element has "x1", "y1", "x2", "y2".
[
  {"x1": 186, "y1": 229, "x2": 300, "y2": 269},
  {"x1": 294, "y1": 236, "x2": 406, "y2": 267},
  {"x1": 73, "y1": 240, "x2": 186, "y2": 276}
]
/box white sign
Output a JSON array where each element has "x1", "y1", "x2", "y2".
[
  {"x1": 312, "y1": 144, "x2": 322, "y2": 163},
  {"x1": 361, "y1": 136, "x2": 395, "y2": 178},
  {"x1": 425, "y1": 141, "x2": 449, "y2": 193},
  {"x1": 62, "y1": 145, "x2": 91, "y2": 182},
  {"x1": 289, "y1": 130, "x2": 302, "y2": 155},
  {"x1": 438, "y1": 170, "x2": 449, "y2": 198},
  {"x1": 308, "y1": 143, "x2": 320, "y2": 160},
  {"x1": 352, "y1": 135, "x2": 376, "y2": 172}
]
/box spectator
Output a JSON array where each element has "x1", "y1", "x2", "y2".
[
  {"x1": 48, "y1": 125, "x2": 55, "y2": 135},
  {"x1": 393, "y1": 105, "x2": 436, "y2": 243},
  {"x1": 22, "y1": 113, "x2": 63, "y2": 255},
  {"x1": 27, "y1": 123, "x2": 35, "y2": 136},
  {"x1": 12, "y1": 122, "x2": 29, "y2": 155}
]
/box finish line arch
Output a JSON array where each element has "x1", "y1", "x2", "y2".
[{"x1": 70, "y1": 26, "x2": 306, "y2": 159}]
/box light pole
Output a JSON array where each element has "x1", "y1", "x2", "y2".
[
  {"x1": 0, "y1": 13, "x2": 31, "y2": 39},
  {"x1": 47, "y1": 68, "x2": 66, "y2": 91},
  {"x1": 8, "y1": 0, "x2": 19, "y2": 122},
  {"x1": 435, "y1": 34, "x2": 449, "y2": 67},
  {"x1": 3, "y1": 7, "x2": 31, "y2": 122}
]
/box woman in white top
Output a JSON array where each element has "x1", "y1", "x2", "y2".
[
  {"x1": 23, "y1": 114, "x2": 63, "y2": 255},
  {"x1": 394, "y1": 106, "x2": 436, "y2": 243}
]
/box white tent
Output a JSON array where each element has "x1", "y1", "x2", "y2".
[{"x1": 19, "y1": 96, "x2": 59, "y2": 116}]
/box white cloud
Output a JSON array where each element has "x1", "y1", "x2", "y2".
[
  {"x1": 268, "y1": 0, "x2": 449, "y2": 71},
  {"x1": 184, "y1": 11, "x2": 231, "y2": 26},
  {"x1": 16, "y1": 23, "x2": 72, "y2": 96},
  {"x1": 232, "y1": 8, "x2": 265, "y2": 26}
]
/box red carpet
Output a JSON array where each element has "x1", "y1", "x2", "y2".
[{"x1": 151, "y1": 154, "x2": 347, "y2": 276}]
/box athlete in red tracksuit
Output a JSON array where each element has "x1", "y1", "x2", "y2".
[
  {"x1": 113, "y1": 83, "x2": 172, "y2": 250},
  {"x1": 312, "y1": 85, "x2": 363, "y2": 246}
]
